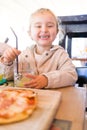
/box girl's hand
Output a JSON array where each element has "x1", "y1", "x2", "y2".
[
  {"x1": 1, "y1": 47, "x2": 21, "y2": 63},
  {"x1": 24, "y1": 74, "x2": 48, "y2": 89}
]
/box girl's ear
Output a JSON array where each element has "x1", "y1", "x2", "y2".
[
  {"x1": 27, "y1": 30, "x2": 31, "y2": 36},
  {"x1": 27, "y1": 30, "x2": 33, "y2": 40}
]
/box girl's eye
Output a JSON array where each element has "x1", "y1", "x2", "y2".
[
  {"x1": 47, "y1": 24, "x2": 54, "y2": 27},
  {"x1": 35, "y1": 25, "x2": 41, "y2": 28}
]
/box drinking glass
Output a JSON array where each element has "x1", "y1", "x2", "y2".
[
  {"x1": 0, "y1": 63, "x2": 7, "y2": 85},
  {"x1": 14, "y1": 60, "x2": 34, "y2": 87}
]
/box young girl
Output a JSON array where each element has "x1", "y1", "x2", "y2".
[{"x1": 0, "y1": 8, "x2": 77, "y2": 88}]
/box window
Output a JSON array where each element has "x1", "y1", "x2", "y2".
[{"x1": 71, "y1": 38, "x2": 87, "y2": 67}]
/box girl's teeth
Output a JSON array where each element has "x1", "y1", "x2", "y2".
[{"x1": 40, "y1": 36, "x2": 49, "y2": 38}]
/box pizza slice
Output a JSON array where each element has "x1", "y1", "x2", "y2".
[{"x1": 0, "y1": 88, "x2": 37, "y2": 124}]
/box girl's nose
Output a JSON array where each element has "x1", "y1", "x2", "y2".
[{"x1": 41, "y1": 26, "x2": 48, "y2": 32}]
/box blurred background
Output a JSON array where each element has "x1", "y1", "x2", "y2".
[{"x1": 0, "y1": 0, "x2": 87, "y2": 51}]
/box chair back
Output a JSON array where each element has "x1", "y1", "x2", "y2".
[{"x1": 76, "y1": 67, "x2": 87, "y2": 87}]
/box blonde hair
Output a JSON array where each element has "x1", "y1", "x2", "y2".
[{"x1": 28, "y1": 8, "x2": 59, "y2": 32}]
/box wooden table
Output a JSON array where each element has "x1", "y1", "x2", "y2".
[
  {"x1": 54, "y1": 86, "x2": 86, "y2": 130},
  {"x1": 72, "y1": 58, "x2": 87, "y2": 61},
  {"x1": 0, "y1": 83, "x2": 86, "y2": 130}
]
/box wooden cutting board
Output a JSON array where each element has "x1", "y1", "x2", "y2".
[{"x1": 0, "y1": 88, "x2": 61, "y2": 130}]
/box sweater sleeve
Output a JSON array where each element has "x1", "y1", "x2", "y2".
[
  {"x1": 42, "y1": 52, "x2": 78, "y2": 88},
  {"x1": 0, "y1": 43, "x2": 14, "y2": 80},
  {"x1": 0, "y1": 43, "x2": 11, "y2": 55}
]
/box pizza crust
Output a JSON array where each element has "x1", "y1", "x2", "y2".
[{"x1": 0, "y1": 109, "x2": 34, "y2": 124}]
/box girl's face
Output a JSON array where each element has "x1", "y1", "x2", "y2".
[{"x1": 29, "y1": 12, "x2": 58, "y2": 47}]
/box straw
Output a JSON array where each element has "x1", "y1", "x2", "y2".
[
  {"x1": 10, "y1": 27, "x2": 19, "y2": 74},
  {"x1": 4, "y1": 37, "x2": 9, "y2": 43}
]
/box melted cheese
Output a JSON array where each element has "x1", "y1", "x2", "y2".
[{"x1": 0, "y1": 89, "x2": 36, "y2": 118}]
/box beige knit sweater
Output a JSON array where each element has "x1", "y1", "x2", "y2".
[{"x1": 0, "y1": 43, "x2": 78, "y2": 88}]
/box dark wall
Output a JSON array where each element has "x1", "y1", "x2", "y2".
[{"x1": 58, "y1": 14, "x2": 87, "y2": 57}]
